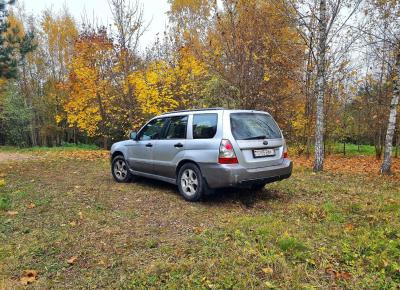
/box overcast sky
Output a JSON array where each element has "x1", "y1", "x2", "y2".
[{"x1": 19, "y1": 0, "x2": 170, "y2": 50}]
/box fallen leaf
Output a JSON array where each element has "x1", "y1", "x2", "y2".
[
  {"x1": 262, "y1": 267, "x2": 274, "y2": 274},
  {"x1": 78, "y1": 211, "x2": 83, "y2": 219},
  {"x1": 67, "y1": 256, "x2": 78, "y2": 265},
  {"x1": 192, "y1": 226, "x2": 204, "y2": 234},
  {"x1": 0, "y1": 179, "x2": 5, "y2": 186},
  {"x1": 326, "y1": 267, "x2": 352, "y2": 281},
  {"x1": 27, "y1": 203, "x2": 36, "y2": 209},
  {"x1": 20, "y1": 270, "x2": 38, "y2": 285},
  {"x1": 344, "y1": 223, "x2": 354, "y2": 232},
  {"x1": 339, "y1": 271, "x2": 352, "y2": 280},
  {"x1": 69, "y1": 221, "x2": 77, "y2": 227},
  {"x1": 6, "y1": 211, "x2": 18, "y2": 216}
]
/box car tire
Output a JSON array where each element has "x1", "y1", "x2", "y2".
[
  {"x1": 251, "y1": 182, "x2": 267, "y2": 191},
  {"x1": 177, "y1": 163, "x2": 208, "y2": 202},
  {"x1": 111, "y1": 155, "x2": 133, "y2": 183}
]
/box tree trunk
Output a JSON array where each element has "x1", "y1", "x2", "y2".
[
  {"x1": 313, "y1": 0, "x2": 327, "y2": 172},
  {"x1": 381, "y1": 47, "x2": 400, "y2": 174}
]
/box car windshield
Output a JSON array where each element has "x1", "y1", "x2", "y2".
[{"x1": 230, "y1": 113, "x2": 282, "y2": 140}]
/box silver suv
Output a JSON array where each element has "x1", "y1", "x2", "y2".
[{"x1": 110, "y1": 109, "x2": 292, "y2": 201}]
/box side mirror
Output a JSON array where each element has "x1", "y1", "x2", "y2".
[{"x1": 129, "y1": 131, "x2": 137, "y2": 140}]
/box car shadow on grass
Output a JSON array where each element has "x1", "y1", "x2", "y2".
[
  {"x1": 132, "y1": 176, "x2": 289, "y2": 208},
  {"x1": 203, "y1": 187, "x2": 289, "y2": 208}
]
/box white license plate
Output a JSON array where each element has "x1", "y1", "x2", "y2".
[{"x1": 253, "y1": 148, "x2": 275, "y2": 158}]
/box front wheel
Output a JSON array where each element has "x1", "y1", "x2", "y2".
[
  {"x1": 111, "y1": 155, "x2": 133, "y2": 183},
  {"x1": 177, "y1": 163, "x2": 208, "y2": 202}
]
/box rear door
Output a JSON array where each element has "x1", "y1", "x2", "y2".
[
  {"x1": 229, "y1": 112, "x2": 284, "y2": 169},
  {"x1": 153, "y1": 115, "x2": 188, "y2": 179}
]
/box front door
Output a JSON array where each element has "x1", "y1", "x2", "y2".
[
  {"x1": 127, "y1": 118, "x2": 168, "y2": 174},
  {"x1": 153, "y1": 115, "x2": 188, "y2": 179}
]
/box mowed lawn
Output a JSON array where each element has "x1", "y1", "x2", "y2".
[{"x1": 0, "y1": 149, "x2": 399, "y2": 289}]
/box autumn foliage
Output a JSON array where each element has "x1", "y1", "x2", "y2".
[{"x1": 0, "y1": 0, "x2": 398, "y2": 168}]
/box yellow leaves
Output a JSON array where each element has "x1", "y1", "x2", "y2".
[
  {"x1": 0, "y1": 179, "x2": 5, "y2": 187},
  {"x1": 7, "y1": 13, "x2": 25, "y2": 38},
  {"x1": 20, "y1": 270, "x2": 38, "y2": 285},
  {"x1": 128, "y1": 48, "x2": 208, "y2": 116},
  {"x1": 64, "y1": 32, "x2": 115, "y2": 137},
  {"x1": 262, "y1": 267, "x2": 274, "y2": 274}
]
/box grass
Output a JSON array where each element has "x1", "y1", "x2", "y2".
[
  {"x1": 291, "y1": 142, "x2": 399, "y2": 156},
  {"x1": 0, "y1": 142, "x2": 99, "y2": 152},
  {"x1": 0, "y1": 149, "x2": 399, "y2": 288},
  {"x1": 332, "y1": 143, "x2": 377, "y2": 155}
]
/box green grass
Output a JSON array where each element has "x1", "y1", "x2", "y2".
[
  {"x1": 0, "y1": 142, "x2": 99, "y2": 152},
  {"x1": 0, "y1": 149, "x2": 399, "y2": 289},
  {"x1": 332, "y1": 143, "x2": 377, "y2": 155}
]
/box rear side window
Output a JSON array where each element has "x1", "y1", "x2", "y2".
[
  {"x1": 165, "y1": 116, "x2": 188, "y2": 139},
  {"x1": 193, "y1": 113, "x2": 218, "y2": 139},
  {"x1": 230, "y1": 113, "x2": 282, "y2": 140}
]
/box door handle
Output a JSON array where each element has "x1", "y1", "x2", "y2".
[
  {"x1": 174, "y1": 143, "x2": 184, "y2": 148},
  {"x1": 145, "y1": 143, "x2": 153, "y2": 147}
]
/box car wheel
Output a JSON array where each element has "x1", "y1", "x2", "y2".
[
  {"x1": 251, "y1": 182, "x2": 267, "y2": 191},
  {"x1": 111, "y1": 155, "x2": 133, "y2": 183},
  {"x1": 177, "y1": 163, "x2": 206, "y2": 202}
]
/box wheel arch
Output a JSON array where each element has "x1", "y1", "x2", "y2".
[
  {"x1": 175, "y1": 159, "x2": 201, "y2": 178},
  {"x1": 111, "y1": 150, "x2": 125, "y2": 160}
]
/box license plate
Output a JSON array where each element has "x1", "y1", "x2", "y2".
[{"x1": 253, "y1": 148, "x2": 275, "y2": 158}]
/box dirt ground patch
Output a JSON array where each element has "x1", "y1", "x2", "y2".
[{"x1": 0, "y1": 152, "x2": 35, "y2": 163}]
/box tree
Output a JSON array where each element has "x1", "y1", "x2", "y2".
[
  {"x1": 0, "y1": 83, "x2": 32, "y2": 146},
  {"x1": 168, "y1": 0, "x2": 305, "y2": 134},
  {"x1": 129, "y1": 46, "x2": 208, "y2": 117},
  {"x1": 381, "y1": 45, "x2": 399, "y2": 173},
  {"x1": 0, "y1": 1, "x2": 35, "y2": 80},
  {"x1": 64, "y1": 27, "x2": 119, "y2": 148},
  {"x1": 313, "y1": 0, "x2": 327, "y2": 171},
  {"x1": 109, "y1": 0, "x2": 147, "y2": 128}
]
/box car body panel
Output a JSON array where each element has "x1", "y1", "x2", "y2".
[{"x1": 110, "y1": 108, "x2": 292, "y2": 189}]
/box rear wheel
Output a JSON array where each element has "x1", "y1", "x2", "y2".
[
  {"x1": 111, "y1": 155, "x2": 133, "y2": 183},
  {"x1": 177, "y1": 163, "x2": 207, "y2": 202}
]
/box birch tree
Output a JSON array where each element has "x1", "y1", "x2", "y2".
[
  {"x1": 313, "y1": 0, "x2": 327, "y2": 171},
  {"x1": 381, "y1": 46, "x2": 400, "y2": 173}
]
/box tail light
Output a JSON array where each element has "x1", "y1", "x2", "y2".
[
  {"x1": 283, "y1": 140, "x2": 288, "y2": 159},
  {"x1": 218, "y1": 139, "x2": 238, "y2": 164}
]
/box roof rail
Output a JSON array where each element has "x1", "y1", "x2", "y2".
[{"x1": 160, "y1": 107, "x2": 225, "y2": 115}]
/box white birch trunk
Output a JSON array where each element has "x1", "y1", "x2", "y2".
[
  {"x1": 313, "y1": 0, "x2": 327, "y2": 172},
  {"x1": 381, "y1": 47, "x2": 400, "y2": 174}
]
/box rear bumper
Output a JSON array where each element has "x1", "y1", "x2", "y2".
[{"x1": 199, "y1": 159, "x2": 292, "y2": 189}]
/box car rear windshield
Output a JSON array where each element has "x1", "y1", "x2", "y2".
[{"x1": 230, "y1": 113, "x2": 282, "y2": 140}]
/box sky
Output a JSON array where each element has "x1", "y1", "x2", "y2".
[{"x1": 19, "y1": 0, "x2": 170, "y2": 50}]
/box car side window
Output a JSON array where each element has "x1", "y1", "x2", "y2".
[
  {"x1": 165, "y1": 116, "x2": 188, "y2": 139},
  {"x1": 138, "y1": 118, "x2": 168, "y2": 141},
  {"x1": 193, "y1": 113, "x2": 218, "y2": 139}
]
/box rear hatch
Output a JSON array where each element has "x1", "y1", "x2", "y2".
[{"x1": 230, "y1": 112, "x2": 284, "y2": 169}]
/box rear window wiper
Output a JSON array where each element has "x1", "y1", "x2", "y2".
[{"x1": 242, "y1": 135, "x2": 267, "y2": 140}]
